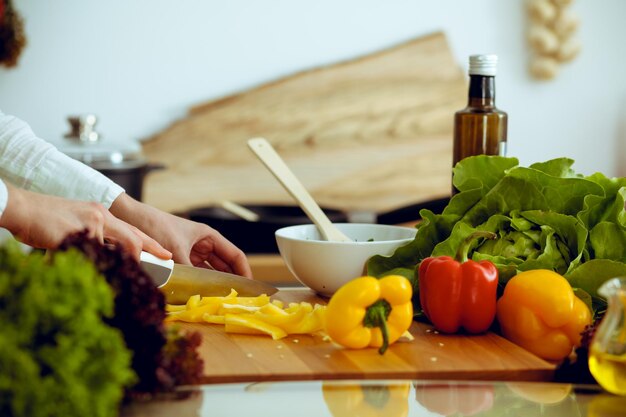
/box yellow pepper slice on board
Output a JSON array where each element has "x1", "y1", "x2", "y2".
[
  {"x1": 166, "y1": 291, "x2": 270, "y2": 322},
  {"x1": 166, "y1": 292, "x2": 327, "y2": 339},
  {"x1": 198, "y1": 290, "x2": 237, "y2": 306},
  {"x1": 166, "y1": 302, "x2": 221, "y2": 322},
  {"x1": 252, "y1": 303, "x2": 310, "y2": 328},
  {"x1": 325, "y1": 275, "x2": 413, "y2": 354},
  {"x1": 258, "y1": 302, "x2": 291, "y2": 316},
  {"x1": 218, "y1": 304, "x2": 262, "y2": 314},
  {"x1": 224, "y1": 314, "x2": 287, "y2": 340},
  {"x1": 286, "y1": 304, "x2": 326, "y2": 334},
  {"x1": 202, "y1": 313, "x2": 226, "y2": 324},
  {"x1": 165, "y1": 304, "x2": 187, "y2": 313},
  {"x1": 224, "y1": 294, "x2": 271, "y2": 307},
  {"x1": 186, "y1": 294, "x2": 202, "y2": 309}
]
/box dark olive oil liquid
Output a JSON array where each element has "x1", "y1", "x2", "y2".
[
  {"x1": 453, "y1": 109, "x2": 507, "y2": 165},
  {"x1": 452, "y1": 75, "x2": 507, "y2": 192}
]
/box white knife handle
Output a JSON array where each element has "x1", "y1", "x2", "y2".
[{"x1": 140, "y1": 251, "x2": 174, "y2": 288}]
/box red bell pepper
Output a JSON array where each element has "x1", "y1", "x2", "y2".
[{"x1": 418, "y1": 231, "x2": 498, "y2": 334}]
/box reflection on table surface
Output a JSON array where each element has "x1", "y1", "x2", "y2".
[{"x1": 121, "y1": 379, "x2": 626, "y2": 417}]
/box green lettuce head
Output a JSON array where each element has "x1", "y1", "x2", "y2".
[
  {"x1": 368, "y1": 155, "x2": 626, "y2": 314},
  {"x1": 0, "y1": 243, "x2": 135, "y2": 417}
]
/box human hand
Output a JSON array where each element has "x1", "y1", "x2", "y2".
[
  {"x1": 0, "y1": 184, "x2": 171, "y2": 261},
  {"x1": 160, "y1": 214, "x2": 253, "y2": 278},
  {"x1": 110, "y1": 193, "x2": 252, "y2": 278}
]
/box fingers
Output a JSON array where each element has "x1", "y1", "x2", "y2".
[
  {"x1": 102, "y1": 216, "x2": 143, "y2": 261},
  {"x1": 219, "y1": 248, "x2": 252, "y2": 278},
  {"x1": 30, "y1": 199, "x2": 107, "y2": 247},
  {"x1": 84, "y1": 206, "x2": 171, "y2": 262},
  {"x1": 203, "y1": 253, "x2": 231, "y2": 273},
  {"x1": 107, "y1": 197, "x2": 253, "y2": 277},
  {"x1": 189, "y1": 231, "x2": 253, "y2": 279},
  {"x1": 103, "y1": 216, "x2": 172, "y2": 262},
  {"x1": 85, "y1": 202, "x2": 106, "y2": 244},
  {"x1": 130, "y1": 225, "x2": 172, "y2": 260}
]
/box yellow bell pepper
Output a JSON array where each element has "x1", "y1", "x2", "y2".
[
  {"x1": 496, "y1": 269, "x2": 592, "y2": 361},
  {"x1": 325, "y1": 275, "x2": 413, "y2": 355}
]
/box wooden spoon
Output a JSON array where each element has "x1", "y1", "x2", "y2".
[
  {"x1": 247, "y1": 137, "x2": 352, "y2": 242},
  {"x1": 219, "y1": 200, "x2": 260, "y2": 222}
]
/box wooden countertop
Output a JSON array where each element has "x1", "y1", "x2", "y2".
[
  {"x1": 177, "y1": 288, "x2": 555, "y2": 384},
  {"x1": 248, "y1": 254, "x2": 299, "y2": 286}
]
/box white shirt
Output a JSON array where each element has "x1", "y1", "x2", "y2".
[{"x1": 0, "y1": 110, "x2": 124, "y2": 217}]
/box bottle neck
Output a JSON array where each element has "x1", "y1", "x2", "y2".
[{"x1": 467, "y1": 74, "x2": 495, "y2": 107}]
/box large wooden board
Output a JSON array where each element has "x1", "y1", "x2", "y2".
[
  {"x1": 177, "y1": 289, "x2": 555, "y2": 384},
  {"x1": 142, "y1": 32, "x2": 465, "y2": 214}
]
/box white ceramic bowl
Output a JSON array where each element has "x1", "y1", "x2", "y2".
[{"x1": 275, "y1": 223, "x2": 416, "y2": 297}]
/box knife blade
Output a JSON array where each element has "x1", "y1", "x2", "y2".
[{"x1": 139, "y1": 252, "x2": 278, "y2": 304}]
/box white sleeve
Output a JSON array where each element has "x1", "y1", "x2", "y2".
[
  {"x1": 0, "y1": 179, "x2": 7, "y2": 218},
  {"x1": 0, "y1": 111, "x2": 125, "y2": 208}
]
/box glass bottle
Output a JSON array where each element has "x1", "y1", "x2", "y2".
[
  {"x1": 452, "y1": 55, "x2": 508, "y2": 193},
  {"x1": 588, "y1": 277, "x2": 626, "y2": 396}
]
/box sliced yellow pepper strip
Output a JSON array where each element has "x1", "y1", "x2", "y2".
[
  {"x1": 228, "y1": 294, "x2": 271, "y2": 307},
  {"x1": 219, "y1": 304, "x2": 262, "y2": 314},
  {"x1": 166, "y1": 301, "x2": 222, "y2": 322},
  {"x1": 202, "y1": 313, "x2": 226, "y2": 324},
  {"x1": 199, "y1": 289, "x2": 238, "y2": 306},
  {"x1": 286, "y1": 304, "x2": 326, "y2": 334},
  {"x1": 165, "y1": 304, "x2": 186, "y2": 313},
  {"x1": 259, "y1": 302, "x2": 290, "y2": 316},
  {"x1": 253, "y1": 305, "x2": 308, "y2": 328},
  {"x1": 166, "y1": 291, "x2": 327, "y2": 340},
  {"x1": 186, "y1": 294, "x2": 202, "y2": 309},
  {"x1": 224, "y1": 314, "x2": 287, "y2": 340}
]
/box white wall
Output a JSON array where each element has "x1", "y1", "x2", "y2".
[{"x1": 1, "y1": 0, "x2": 625, "y2": 177}]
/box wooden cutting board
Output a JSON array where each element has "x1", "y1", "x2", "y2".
[
  {"x1": 176, "y1": 289, "x2": 555, "y2": 384},
  {"x1": 142, "y1": 31, "x2": 465, "y2": 215}
]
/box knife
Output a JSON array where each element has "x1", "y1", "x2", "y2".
[{"x1": 139, "y1": 251, "x2": 278, "y2": 304}]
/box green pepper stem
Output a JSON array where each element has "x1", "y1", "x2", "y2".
[
  {"x1": 364, "y1": 300, "x2": 392, "y2": 355},
  {"x1": 455, "y1": 231, "x2": 497, "y2": 263}
]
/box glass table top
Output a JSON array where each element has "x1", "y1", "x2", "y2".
[{"x1": 121, "y1": 379, "x2": 626, "y2": 417}]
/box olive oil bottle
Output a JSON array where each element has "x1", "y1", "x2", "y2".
[{"x1": 452, "y1": 55, "x2": 507, "y2": 192}]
